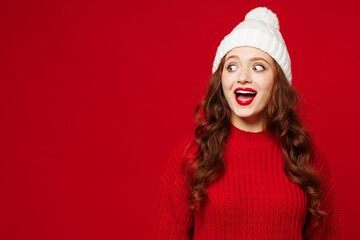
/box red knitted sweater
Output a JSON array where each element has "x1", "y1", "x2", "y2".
[{"x1": 152, "y1": 123, "x2": 344, "y2": 239}]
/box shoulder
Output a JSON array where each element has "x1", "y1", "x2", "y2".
[
  {"x1": 165, "y1": 135, "x2": 198, "y2": 174},
  {"x1": 310, "y1": 144, "x2": 331, "y2": 175},
  {"x1": 310, "y1": 144, "x2": 336, "y2": 197},
  {"x1": 161, "y1": 135, "x2": 198, "y2": 183},
  {"x1": 160, "y1": 135, "x2": 198, "y2": 205}
]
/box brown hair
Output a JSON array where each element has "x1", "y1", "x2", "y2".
[{"x1": 184, "y1": 55, "x2": 330, "y2": 229}]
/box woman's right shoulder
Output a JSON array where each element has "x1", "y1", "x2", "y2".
[
  {"x1": 169, "y1": 135, "x2": 199, "y2": 166},
  {"x1": 167, "y1": 135, "x2": 198, "y2": 173},
  {"x1": 160, "y1": 135, "x2": 199, "y2": 195}
]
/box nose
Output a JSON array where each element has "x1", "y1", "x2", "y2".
[{"x1": 237, "y1": 67, "x2": 251, "y2": 84}]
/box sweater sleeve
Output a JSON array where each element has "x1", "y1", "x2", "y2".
[
  {"x1": 302, "y1": 147, "x2": 344, "y2": 239},
  {"x1": 152, "y1": 138, "x2": 195, "y2": 240}
]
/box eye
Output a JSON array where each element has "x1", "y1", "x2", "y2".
[
  {"x1": 227, "y1": 64, "x2": 238, "y2": 72},
  {"x1": 253, "y1": 64, "x2": 265, "y2": 71}
]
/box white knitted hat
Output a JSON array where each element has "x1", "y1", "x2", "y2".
[{"x1": 212, "y1": 7, "x2": 292, "y2": 83}]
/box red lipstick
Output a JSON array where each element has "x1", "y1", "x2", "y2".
[{"x1": 234, "y1": 87, "x2": 257, "y2": 106}]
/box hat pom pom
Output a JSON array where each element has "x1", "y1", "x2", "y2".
[{"x1": 245, "y1": 7, "x2": 280, "y2": 30}]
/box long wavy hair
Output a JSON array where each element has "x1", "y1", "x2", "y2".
[{"x1": 183, "y1": 55, "x2": 330, "y2": 230}]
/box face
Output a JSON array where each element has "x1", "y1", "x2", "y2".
[{"x1": 221, "y1": 47, "x2": 275, "y2": 130}]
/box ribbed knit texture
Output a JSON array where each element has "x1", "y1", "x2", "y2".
[{"x1": 152, "y1": 124, "x2": 344, "y2": 239}]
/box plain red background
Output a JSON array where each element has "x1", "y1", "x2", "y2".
[{"x1": 1, "y1": 0, "x2": 359, "y2": 239}]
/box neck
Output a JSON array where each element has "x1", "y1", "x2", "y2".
[
  {"x1": 227, "y1": 122, "x2": 275, "y2": 149},
  {"x1": 230, "y1": 113, "x2": 266, "y2": 133}
]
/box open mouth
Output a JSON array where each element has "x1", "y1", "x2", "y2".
[{"x1": 234, "y1": 88, "x2": 257, "y2": 105}]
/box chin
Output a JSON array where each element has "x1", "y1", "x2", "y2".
[
  {"x1": 231, "y1": 106, "x2": 264, "y2": 121},
  {"x1": 233, "y1": 110, "x2": 257, "y2": 119}
]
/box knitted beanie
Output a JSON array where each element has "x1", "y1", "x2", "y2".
[{"x1": 212, "y1": 7, "x2": 292, "y2": 83}]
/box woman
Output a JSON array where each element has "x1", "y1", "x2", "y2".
[{"x1": 152, "y1": 7, "x2": 344, "y2": 239}]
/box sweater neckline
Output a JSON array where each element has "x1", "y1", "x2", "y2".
[{"x1": 227, "y1": 122, "x2": 277, "y2": 149}]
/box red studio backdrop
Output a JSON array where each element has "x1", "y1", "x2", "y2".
[{"x1": 1, "y1": 0, "x2": 359, "y2": 239}]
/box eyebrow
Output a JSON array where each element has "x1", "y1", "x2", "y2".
[{"x1": 225, "y1": 55, "x2": 272, "y2": 66}]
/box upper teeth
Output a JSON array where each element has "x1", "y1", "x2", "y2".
[{"x1": 236, "y1": 91, "x2": 256, "y2": 94}]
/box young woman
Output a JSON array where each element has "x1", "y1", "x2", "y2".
[{"x1": 152, "y1": 7, "x2": 344, "y2": 239}]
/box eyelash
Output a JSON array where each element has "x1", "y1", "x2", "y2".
[
  {"x1": 253, "y1": 64, "x2": 266, "y2": 71},
  {"x1": 227, "y1": 64, "x2": 237, "y2": 71},
  {"x1": 226, "y1": 64, "x2": 266, "y2": 72}
]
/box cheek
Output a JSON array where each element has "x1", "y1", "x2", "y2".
[
  {"x1": 261, "y1": 80, "x2": 275, "y2": 103},
  {"x1": 221, "y1": 77, "x2": 234, "y2": 105},
  {"x1": 221, "y1": 74, "x2": 233, "y2": 91},
  {"x1": 256, "y1": 75, "x2": 274, "y2": 99}
]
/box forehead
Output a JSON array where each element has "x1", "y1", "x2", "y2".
[{"x1": 225, "y1": 47, "x2": 273, "y2": 62}]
